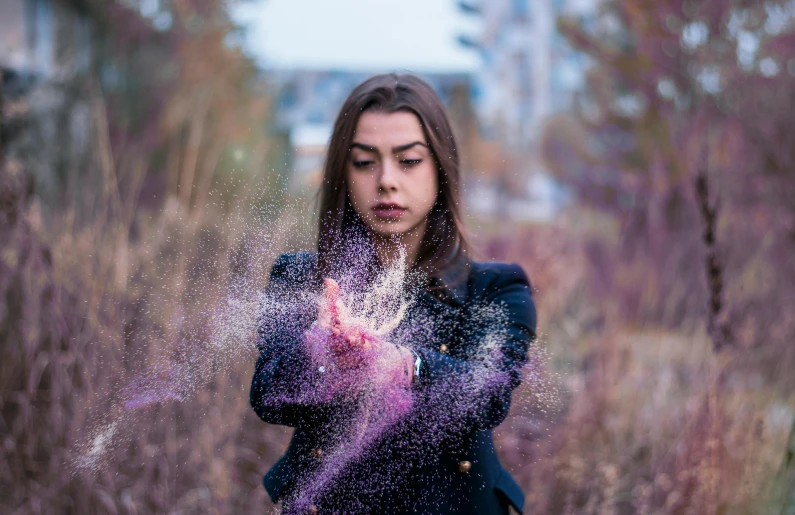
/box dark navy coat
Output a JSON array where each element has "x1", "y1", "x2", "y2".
[{"x1": 250, "y1": 252, "x2": 537, "y2": 514}]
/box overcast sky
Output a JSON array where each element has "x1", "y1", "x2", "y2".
[{"x1": 233, "y1": 0, "x2": 480, "y2": 72}]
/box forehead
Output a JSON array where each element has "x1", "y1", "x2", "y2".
[{"x1": 352, "y1": 111, "x2": 426, "y2": 147}]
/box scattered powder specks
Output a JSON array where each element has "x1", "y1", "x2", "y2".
[{"x1": 72, "y1": 204, "x2": 556, "y2": 514}]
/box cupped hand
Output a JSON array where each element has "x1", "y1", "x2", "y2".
[
  {"x1": 314, "y1": 278, "x2": 416, "y2": 385},
  {"x1": 317, "y1": 278, "x2": 376, "y2": 368}
]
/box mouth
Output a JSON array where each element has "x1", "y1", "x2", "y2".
[{"x1": 372, "y1": 202, "x2": 407, "y2": 220}]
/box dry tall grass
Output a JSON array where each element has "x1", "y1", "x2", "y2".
[
  {"x1": 488, "y1": 219, "x2": 794, "y2": 515},
  {"x1": 2, "y1": 83, "x2": 793, "y2": 515},
  {"x1": 0, "y1": 133, "x2": 317, "y2": 513},
  {"x1": 3, "y1": 156, "x2": 794, "y2": 514}
]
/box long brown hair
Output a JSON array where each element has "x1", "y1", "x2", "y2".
[{"x1": 316, "y1": 73, "x2": 468, "y2": 279}]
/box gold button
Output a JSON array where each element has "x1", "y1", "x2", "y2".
[
  {"x1": 458, "y1": 460, "x2": 472, "y2": 473},
  {"x1": 311, "y1": 448, "x2": 323, "y2": 459},
  {"x1": 439, "y1": 344, "x2": 449, "y2": 353},
  {"x1": 308, "y1": 506, "x2": 318, "y2": 514}
]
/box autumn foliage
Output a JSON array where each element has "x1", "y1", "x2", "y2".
[
  {"x1": 2, "y1": 0, "x2": 794, "y2": 513},
  {"x1": 537, "y1": 0, "x2": 795, "y2": 512}
]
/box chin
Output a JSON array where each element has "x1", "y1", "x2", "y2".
[
  {"x1": 367, "y1": 218, "x2": 416, "y2": 237},
  {"x1": 369, "y1": 223, "x2": 411, "y2": 236}
]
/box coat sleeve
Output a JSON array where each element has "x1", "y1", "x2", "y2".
[
  {"x1": 249, "y1": 253, "x2": 329, "y2": 428},
  {"x1": 413, "y1": 263, "x2": 537, "y2": 431}
]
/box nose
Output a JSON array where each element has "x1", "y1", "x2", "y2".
[{"x1": 377, "y1": 159, "x2": 399, "y2": 193}]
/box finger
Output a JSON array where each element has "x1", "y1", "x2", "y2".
[
  {"x1": 317, "y1": 308, "x2": 331, "y2": 328},
  {"x1": 323, "y1": 278, "x2": 340, "y2": 304},
  {"x1": 323, "y1": 278, "x2": 339, "y2": 318},
  {"x1": 323, "y1": 278, "x2": 345, "y2": 325},
  {"x1": 355, "y1": 329, "x2": 373, "y2": 351},
  {"x1": 316, "y1": 278, "x2": 339, "y2": 327}
]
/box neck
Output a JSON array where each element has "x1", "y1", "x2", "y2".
[{"x1": 370, "y1": 224, "x2": 425, "y2": 270}]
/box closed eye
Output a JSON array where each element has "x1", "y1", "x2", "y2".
[
  {"x1": 352, "y1": 160, "x2": 375, "y2": 169},
  {"x1": 401, "y1": 159, "x2": 422, "y2": 166}
]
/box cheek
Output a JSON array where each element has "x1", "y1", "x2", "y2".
[
  {"x1": 346, "y1": 172, "x2": 373, "y2": 211},
  {"x1": 414, "y1": 166, "x2": 439, "y2": 214}
]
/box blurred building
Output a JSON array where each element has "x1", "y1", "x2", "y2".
[
  {"x1": 458, "y1": 0, "x2": 597, "y2": 149},
  {"x1": 451, "y1": 0, "x2": 598, "y2": 222},
  {"x1": 1, "y1": 0, "x2": 98, "y2": 210},
  {"x1": 0, "y1": 0, "x2": 170, "y2": 209},
  {"x1": 252, "y1": 0, "x2": 602, "y2": 222},
  {"x1": 0, "y1": 0, "x2": 93, "y2": 90},
  {"x1": 288, "y1": 122, "x2": 331, "y2": 193}
]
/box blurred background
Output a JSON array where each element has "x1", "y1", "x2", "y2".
[{"x1": 2, "y1": 0, "x2": 794, "y2": 513}]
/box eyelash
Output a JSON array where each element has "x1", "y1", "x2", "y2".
[{"x1": 352, "y1": 159, "x2": 422, "y2": 169}]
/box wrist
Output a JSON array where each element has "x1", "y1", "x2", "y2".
[
  {"x1": 403, "y1": 347, "x2": 415, "y2": 383},
  {"x1": 407, "y1": 347, "x2": 422, "y2": 385},
  {"x1": 390, "y1": 343, "x2": 414, "y2": 386}
]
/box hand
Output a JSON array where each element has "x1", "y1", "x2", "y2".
[
  {"x1": 379, "y1": 342, "x2": 416, "y2": 387},
  {"x1": 317, "y1": 278, "x2": 376, "y2": 369},
  {"x1": 314, "y1": 278, "x2": 415, "y2": 387}
]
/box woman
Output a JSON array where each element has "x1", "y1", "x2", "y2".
[{"x1": 250, "y1": 74, "x2": 537, "y2": 514}]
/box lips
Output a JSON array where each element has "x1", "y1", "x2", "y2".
[{"x1": 372, "y1": 202, "x2": 406, "y2": 220}]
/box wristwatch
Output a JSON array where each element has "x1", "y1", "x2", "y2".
[{"x1": 409, "y1": 348, "x2": 422, "y2": 382}]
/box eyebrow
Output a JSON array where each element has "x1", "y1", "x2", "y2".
[{"x1": 350, "y1": 141, "x2": 428, "y2": 153}]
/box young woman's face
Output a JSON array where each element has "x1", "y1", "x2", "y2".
[{"x1": 346, "y1": 110, "x2": 439, "y2": 238}]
